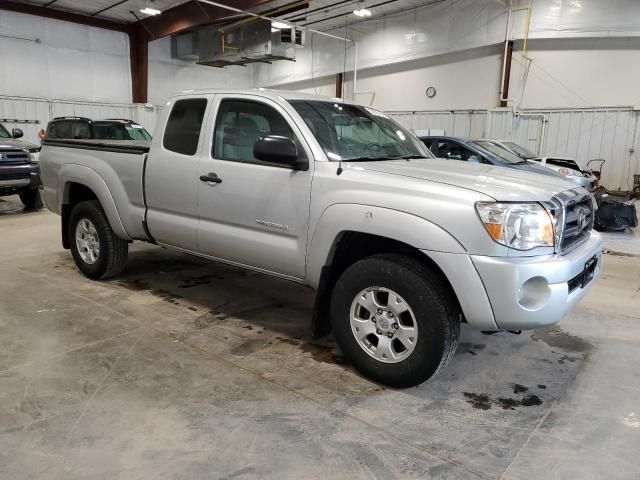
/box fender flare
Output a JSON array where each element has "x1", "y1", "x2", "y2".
[
  {"x1": 59, "y1": 164, "x2": 131, "y2": 240},
  {"x1": 306, "y1": 203, "x2": 466, "y2": 288}
]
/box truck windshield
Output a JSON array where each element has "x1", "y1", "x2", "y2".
[
  {"x1": 502, "y1": 141, "x2": 539, "y2": 159},
  {"x1": 472, "y1": 141, "x2": 525, "y2": 165},
  {"x1": 0, "y1": 124, "x2": 9, "y2": 138},
  {"x1": 288, "y1": 100, "x2": 432, "y2": 161}
]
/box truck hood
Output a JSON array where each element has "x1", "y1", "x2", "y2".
[
  {"x1": 352, "y1": 158, "x2": 577, "y2": 201},
  {"x1": 0, "y1": 139, "x2": 39, "y2": 150}
]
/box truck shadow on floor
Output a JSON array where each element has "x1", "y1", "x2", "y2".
[
  {"x1": 101, "y1": 246, "x2": 592, "y2": 397},
  {"x1": 0, "y1": 197, "x2": 41, "y2": 216}
]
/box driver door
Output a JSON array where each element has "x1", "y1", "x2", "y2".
[{"x1": 196, "y1": 95, "x2": 313, "y2": 280}]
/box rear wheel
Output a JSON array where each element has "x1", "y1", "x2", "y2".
[
  {"x1": 330, "y1": 254, "x2": 460, "y2": 388},
  {"x1": 68, "y1": 200, "x2": 128, "y2": 279},
  {"x1": 19, "y1": 190, "x2": 42, "y2": 210}
]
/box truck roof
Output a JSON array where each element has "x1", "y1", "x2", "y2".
[{"x1": 171, "y1": 88, "x2": 360, "y2": 106}]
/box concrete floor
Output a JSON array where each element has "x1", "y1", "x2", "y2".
[{"x1": 1, "y1": 195, "x2": 639, "y2": 480}]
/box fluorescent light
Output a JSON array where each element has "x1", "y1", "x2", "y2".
[
  {"x1": 353, "y1": 8, "x2": 371, "y2": 17},
  {"x1": 140, "y1": 7, "x2": 161, "y2": 15},
  {"x1": 271, "y1": 21, "x2": 290, "y2": 30}
]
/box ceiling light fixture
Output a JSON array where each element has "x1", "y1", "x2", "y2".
[
  {"x1": 271, "y1": 21, "x2": 291, "y2": 30},
  {"x1": 140, "y1": 7, "x2": 161, "y2": 15},
  {"x1": 353, "y1": 2, "x2": 372, "y2": 17}
]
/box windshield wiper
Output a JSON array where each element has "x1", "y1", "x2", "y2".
[
  {"x1": 342, "y1": 156, "x2": 393, "y2": 162},
  {"x1": 391, "y1": 155, "x2": 429, "y2": 160},
  {"x1": 343, "y1": 155, "x2": 427, "y2": 162}
]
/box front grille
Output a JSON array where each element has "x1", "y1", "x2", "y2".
[
  {"x1": 551, "y1": 189, "x2": 594, "y2": 254},
  {"x1": 0, "y1": 148, "x2": 30, "y2": 164}
]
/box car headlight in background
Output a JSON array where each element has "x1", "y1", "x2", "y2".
[
  {"x1": 475, "y1": 202, "x2": 555, "y2": 250},
  {"x1": 29, "y1": 147, "x2": 41, "y2": 163},
  {"x1": 557, "y1": 167, "x2": 580, "y2": 176}
]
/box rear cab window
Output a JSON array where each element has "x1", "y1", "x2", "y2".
[{"x1": 163, "y1": 98, "x2": 208, "y2": 156}]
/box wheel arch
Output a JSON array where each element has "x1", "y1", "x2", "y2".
[
  {"x1": 59, "y1": 166, "x2": 130, "y2": 248},
  {"x1": 307, "y1": 204, "x2": 465, "y2": 338}
]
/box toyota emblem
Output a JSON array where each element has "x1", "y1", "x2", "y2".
[{"x1": 0, "y1": 153, "x2": 6, "y2": 161}]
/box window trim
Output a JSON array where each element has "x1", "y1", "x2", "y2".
[
  {"x1": 162, "y1": 97, "x2": 209, "y2": 157},
  {"x1": 210, "y1": 97, "x2": 308, "y2": 170}
]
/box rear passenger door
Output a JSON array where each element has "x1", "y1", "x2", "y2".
[
  {"x1": 145, "y1": 96, "x2": 210, "y2": 251},
  {"x1": 195, "y1": 94, "x2": 313, "y2": 280}
]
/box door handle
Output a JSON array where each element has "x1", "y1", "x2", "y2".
[{"x1": 199, "y1": 172, "x2": 222, "y2": 184}]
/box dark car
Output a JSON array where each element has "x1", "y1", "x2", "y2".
[
  {"x1": 0, "y1": 123, "x2": 42, "y2": 209},
  {"x1": 46, "y1": 117, "x2": 152, "y2": 141},
  {"x1": 419, "y1": 135, "x2": 566, "y2": 180}
]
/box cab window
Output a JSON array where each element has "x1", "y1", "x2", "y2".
[
  {"x1": 213, "y1": 99, "x2": 301, "y2": 165},
  {"x1": 163, "y1": 98, "x2": 207, "y2": 156}
]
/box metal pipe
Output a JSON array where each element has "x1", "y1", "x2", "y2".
[
  {"x1": 353, "y1": 40, "x2": 358, "y2": 97},
  {"x1": 499, "y1": 1, "x2": 513, "y2": 104}
]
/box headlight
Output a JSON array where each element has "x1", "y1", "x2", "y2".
[
  {"x1": 475, "y1": 202, "x2": 555, "y2": 250},
  {"x1": 29, "y1": 148, "x2": 40, "y2": 163},
  {"x1": 557, "y1": 167, "x2": 579, "y2": 176}
]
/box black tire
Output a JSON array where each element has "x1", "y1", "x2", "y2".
[
  {"x1": 330, "y1": 254, "x2": 460, "y2": 388},
  {"x1": 19, "y1": 189, "x2": 43, "y2": 210},
  {"x1": 68, "y1": 200, "x2": 128, "y2": 279}
]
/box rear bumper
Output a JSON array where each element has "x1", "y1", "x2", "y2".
[{"x1": 426, "y1": 233, "x2": 603, "y2": 331}]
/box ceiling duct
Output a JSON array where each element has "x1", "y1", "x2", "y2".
[
  {"x1": 171, "y1": 31, "x2": 199, "y2": 61},
  {"x1": 195, "y1": 19, "x2": 304, "y2": 67}
]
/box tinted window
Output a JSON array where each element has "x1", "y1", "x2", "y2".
[
  {"x1": 0, "y1": 123, "x2": 9, "y2": 139},
  {"x1": 47, "y1": 120, "x2": 91, "y2": 139},
  {"x1": 163, "y1": 99, "x2": 207, "y2": 156},
  {"x1": 213, "y1": 99, "x2": 299, "y2": 164},
  {"x1": 94, "y1": 123, "x2": 130, "y2": 140},
  {"x1": 503, "y1": 141, "x2": 538, "y2": 159},
  {"x1": 437, "y1": 140, "x2": 483, "y2": 162},
  {"x1": 472, "y1": 141, "x2": 522, "y2": 164},
  {"x1": 93, "y1": 122, "x2": 152, "y2": 141}
]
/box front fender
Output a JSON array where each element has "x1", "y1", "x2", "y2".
[
  {"x1": 306, "y1": 203, "x2": 466, "y2": 288},
  {"x1": 60, "y1": 164, "x2": 131, "y2": 240}
]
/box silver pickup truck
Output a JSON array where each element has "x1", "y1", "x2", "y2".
[{"x1": 39, "y1": 89, "x2": 602, "y2": 387}]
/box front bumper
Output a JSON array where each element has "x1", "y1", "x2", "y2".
[
  {"x1": 471, "y1": 233, "x2": 603, "y2": 330},
  {"x1": 0, "y1": 163, "x2": 40, "y2": 194}
]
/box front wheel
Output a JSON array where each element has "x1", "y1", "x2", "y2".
[
  {"x1": 19, "y1": 189, "x2": 42, "y2": 210},
  {"x1": 330, "y1": 254, "x2": 460, "y2": 388},
  {"x1": 68, "y1": 200, "x2": 128, "y2": 279}
]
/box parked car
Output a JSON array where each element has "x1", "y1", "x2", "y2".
[
  {"x1": 420, "y1": 135, "x2": 566, "y2": 180},
  {"x1": 39, "y1": 90, "x2": 602, "y2": 388},
  {"x1": 0, "y1": 122, "x2": 42, "y2": 209},
  {"x1": 486, "y1": 140, "x2": 596, "y2": 190},
  {"x1": 45, "y1": 117, "x2": 152, "y2": 141}
]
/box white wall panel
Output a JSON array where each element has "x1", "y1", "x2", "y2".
[
  {"x1": 389, "y1": 107, "x2": 640, "y2": 191},
  {"x1": 0, "y1": 11, "x2": 130, "y2": 103}
]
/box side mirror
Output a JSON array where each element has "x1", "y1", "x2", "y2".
[
  {"x1": 468, "y1": 155, "x2": 480, "y2": 163},
  {"x1": 12, "y1": 128, "x2": 24, "y2": 139},
  {"x1": 254, "y1": 135, "x2": 307, "y2": 170}
]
